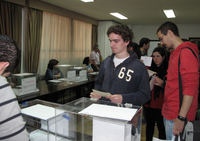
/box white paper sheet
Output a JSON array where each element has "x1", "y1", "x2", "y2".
[
  {"x1": 141, "y1": 56, "x2": 152, "y2": 66},
  {"x1": 67, "y1": 70, "x2": 76, "y2": 81},
  {"x1": 48, "y1": 80, "x2": 62, "y2": 83},
  {"x1": 92, "y1": 89, "x2": 111, "y2": 97},
  {"x1": 21, "y1": 104, "x2": 63, "y2": 120},
  {"x1": 88, "y1": 72, "x2": 99, "y2": 75},
  {"x1": 147, "y1": 69, "x2": 156, "y2": 77},
  {"x1": 21, "y1": 77, "x2": 36, "y2": 92},
  {"x1": 73, "y1": 67, "x2": 84, "y2": 70},
  {"x1": 79, "y1": 70, "x2": 87, "y2": 80},
  {"x1": 12, "y1": 73, "x2": 34, "y2": 76},
  {"x1": 57, "y1": 64, "x2": 72, "y2": 67},
  {"x1": 150, "y1": 75, "x2": 156, "y2": 91},
  {"x1": 78, "y1": 104, "x2": 137, "y2": 121}
]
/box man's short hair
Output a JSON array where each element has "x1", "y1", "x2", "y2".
[
  {"x1": 139, "y1": 37, "x2": 150, "y2": 47},
  {"x1": 106, "y1": 24, "x2": 133, "y2": 43},
  {"x1": 0, "y1": 34, "x2": 20, "y2": 73},
  {"x1": 156, "y1": 21, "x2": 180, "y2": 37},
  {"x1": 93, "y1": 45, "x2": 99, "y2": 50}
]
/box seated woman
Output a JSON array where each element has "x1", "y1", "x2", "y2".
[
  {"x1": 83, "y1": 57, "x2": 94, "y2": 72},
  {"x1": 45, "y1": 59, "x2": 63, "y2": 80}
]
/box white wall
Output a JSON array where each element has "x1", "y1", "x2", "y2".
[
  {"x1": 98, "y1": 22, "x2": 200, "y2": 59},
  {"x1": 98, "y1": 21, "x2": 119, "y2": 59}
]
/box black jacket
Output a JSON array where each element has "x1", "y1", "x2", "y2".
[{"x1": 95, "y1": 51, "x2": 151, "y2": 105}]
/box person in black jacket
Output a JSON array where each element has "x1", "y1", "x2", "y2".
[{"x1": 90, "y1": 24, "x2": 150, "y2": 106}]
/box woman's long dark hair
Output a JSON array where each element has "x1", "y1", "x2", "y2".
[
  {"x1": 83, "y1": 57, "x2": 89, "y2": 66},
  {"x1": 149, "y1": 47, "x2": 168, "y2": 100},
  {"x1": 47, "y1": 59, "x2": 59, "y2": 70}
]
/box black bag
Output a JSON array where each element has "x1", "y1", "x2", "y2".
[{"x1": 176, "y1": 47, "x2": 200, "y2": 141}]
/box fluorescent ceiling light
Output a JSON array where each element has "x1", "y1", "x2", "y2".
[
  {"x1": 163, "y1": 9, "x2": 176, "y2": 18},
  {"x1": 110, "y1": 12, "x2": 128, "y2": 20},
  {"x1": 81, "y1": 0, "x2": 94, "y2": 2}
]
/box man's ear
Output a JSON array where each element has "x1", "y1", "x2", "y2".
[
  {"x1": 125, "y1": 41, "x2": 130, "y2": 46},
  {"x1": 168, "y1": 30, "x2": 174, "y2": 37},
  {"x1": 0, "y1": 62, "x2": 9, "y2": 72}
]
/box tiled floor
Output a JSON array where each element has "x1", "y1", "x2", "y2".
[{"x1": 141, "y1": 123, "x2": 159, "y2": 141}]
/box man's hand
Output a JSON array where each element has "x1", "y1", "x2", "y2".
[
  {"x1": 97, "y1": 49, "x2": 102, "y2": 61},
  {"x1": 130, "y1": 112, "x2": 142, "y2": 127},
  {"x1": 97, "y1": 49, "x2": 101, "y2": 54},
  {"x1": 173, "y1": 118, "x2": 185, "y2": 136},
  {"x1": 106, "y1": 94, "x2": 122, "y2": 104},
  {"x1": 90, "y1": 92, "x2": 101, "y2": 100}
]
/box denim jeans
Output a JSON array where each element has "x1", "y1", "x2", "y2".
[{"x1": 163, "y1": 117, "x2": 175, "y2": 140}]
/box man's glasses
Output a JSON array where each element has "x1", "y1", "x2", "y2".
[{"x1": 159, "y1": 35, "x2": 164, "y2": 41}]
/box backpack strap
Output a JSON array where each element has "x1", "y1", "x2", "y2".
[{"x1": 177, "y1": 47, "x2": 198, "y2": 141}]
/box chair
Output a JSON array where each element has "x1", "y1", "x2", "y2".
[{"x1": 38, "y1": 75, "x2": 45, "y2": 81}]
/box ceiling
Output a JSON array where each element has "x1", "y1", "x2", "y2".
[{"x1": 41, "y1": 0, "x2": 200, "y2": 25}]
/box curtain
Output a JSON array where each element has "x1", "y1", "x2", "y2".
[
  {"x1": 92, "y1": 25, "x2": 98, "y2": 50},
  {"x1": 38, "y1": 12, "x2": 72, "y2": 76},
  {"x1": 0, "y1": 1, "x2": 22, "y2": 73},
  {"x1": 72, "y1": 20, "x2": 92, "y2": 67},
  {"x1": 25, "y1": 8, "x2": 43, "y2": 73}
]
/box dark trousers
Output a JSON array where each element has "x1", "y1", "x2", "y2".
[{"x1": 143, "y1": 106, "x2": 166, "y2": 141}]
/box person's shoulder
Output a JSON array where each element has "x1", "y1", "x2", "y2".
[
  {"x1": 103, "y1": 56, "x2": 112, "y2": 62},
  {"x1": 46, "y1": 68, "x2": 51, "y2": 72},
  {"x1": 90, "y1": 51, "x2": 95, "y2": 57},
  {"x1": 128, "y1": 58, "x2": 147, "y2": 69},
  {"x1": 0, "y1": 75, "x2": 7, "y2": 86},
  {"x1": 90, "y1": 50, "x2": 95, "y2": 54},
  {"x1": 101, "y1": 56, "x2": 111, "y2": 66}
]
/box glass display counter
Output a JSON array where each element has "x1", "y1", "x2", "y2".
[
  {"x1": 20, "y1": 99, "x2": 65, "y2": 141},
  {"x1": 20, "y1": 98, "x2": 142, "y2": 141},
  {"x1": 55, "y1": 97, "x2": 142, "y2": 141}
]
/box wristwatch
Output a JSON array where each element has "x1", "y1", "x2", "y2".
[{"x1": 178, "y1": 115, "x2": 186, "y2": 121}]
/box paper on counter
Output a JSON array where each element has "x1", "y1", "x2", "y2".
[
  {"x1": 88, "y1": 72, "x2": 99, "y2": 75},
  {"x1": 141, "y1": 56, "x2": 152, "y2": 66},
  {"x1": 57, "y1": 64, "x2": 72, "y2": 67},
  {"x1": 12, "y1": 73, "x2": 34, "y2": 76},
  {"x1": 48, "y1": 80, "x2": 62, "y2": 83},
  {"x1": 92, "y1": 89, "x2": 111, "y2": 97},
  {"x1": 21, "y1": 104, "x2": 63, "y2": 120},
  {"x1": 78, "y1": 103, "x2": 137, "y2": 121}
]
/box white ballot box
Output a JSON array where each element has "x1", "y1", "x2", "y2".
[
  {"x1": 69, "y1": 67, "x2": 88, "y2": 82},
  {"x1": 12, "y1": 73, "x2": 39, "y2": 96},
  {"x1": 20, "y1": 99, "x2": 73, "y2": 141},
  {"x1": 55, "y1": 97, "x2": 142, "y2": 141},
  {"x1": 57, "y1": 64, "x2": 74, "y2": 79}
]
